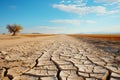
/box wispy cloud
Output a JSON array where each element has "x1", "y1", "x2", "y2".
[
  {"x1": 50, "y1": 19, "x2": 96, "y2": 24},
  {"x1": 53, "y1": 0, "x2": 119, "y2": 15},
  {"x1": 94, "y1": 0, "x2": 120, "y2": 5},
  {"x1": 60, "y1": 0, "x2": 87, "y2": 6},
  {"x1": 53, "y1": 4, "x2": 118, "y2": 15},
  {"x1": 50, "y1": 19, "x2": 81, "y2": 24},
  {"x1": 60, "y1": 0, "x2": 65, "y2": 4}
]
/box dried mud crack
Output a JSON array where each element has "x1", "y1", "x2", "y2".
[
  {"x1": 0, "y1": 35, "x2": 120, "y2": 80},
  {"x1": 50, "y1": 57, "x2": 62, "y2": 80},
  {"x1": 34, "y1": 52, "x2": 44, "y2": 67},
  {"x1": 1, "y1": 67, "x2": 14, "y2": 80}
]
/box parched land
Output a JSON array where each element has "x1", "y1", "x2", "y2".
[{"x1": 0, "y1": 34, "x2": 120, "y2": 80}]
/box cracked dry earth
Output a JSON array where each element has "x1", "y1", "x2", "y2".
[{"x1": 0, "y1": 35, "x2": 120, "y2": 80}]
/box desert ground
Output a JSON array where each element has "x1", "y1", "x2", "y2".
[{"x1": 0, "y1": 34, "x2": 120, "y2": 80}]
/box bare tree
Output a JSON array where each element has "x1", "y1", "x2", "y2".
[{"x1": 6, "y1": 24, "x2": 23, "y2": 36}]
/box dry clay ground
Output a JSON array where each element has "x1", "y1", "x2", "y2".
[{"x1": 0, "y1": 35, "x2": 120, "y2": 80}]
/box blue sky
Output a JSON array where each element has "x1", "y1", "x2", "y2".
[{"x1": 0, "y1": 0, "x2": 120, "y2": 34}]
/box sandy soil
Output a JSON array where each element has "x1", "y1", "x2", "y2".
[
  {"x1": 0, "y1": 34, "x2": 54, "y2": 49},
  {"x1": 0, "y1": 35, "x2": 120, "y2": 80}
]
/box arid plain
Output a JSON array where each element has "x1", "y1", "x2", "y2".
[{"x1": 0, "y1": 34, "x2": 120, "y2": 80}]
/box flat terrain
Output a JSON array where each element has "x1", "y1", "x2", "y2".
[
  {"x1": 0, "y1": 34, "x2": 120, "y2": 80},
  {"x1": 69, "y1": 34, "x2": 120, "y2": 41}
]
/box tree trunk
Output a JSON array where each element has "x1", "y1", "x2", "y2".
[{"x1": 12, "y1": 32, "x2": 16, "y2": 36}]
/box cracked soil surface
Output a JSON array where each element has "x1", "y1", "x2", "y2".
[{"x1": 0, "y1": 35, "x2": 120, "y2": 80}]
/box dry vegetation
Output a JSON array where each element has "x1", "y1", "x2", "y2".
[
  {"x1": 0, "y1": 34, "x2": 54, "y2": 41},
  {"x1": 69, "y1": 34, "x2": 120, "y2": 56},
  {"x1": 22, "y1": 34, "x2": 54, "y2": 37},
  {"x1": 68, "y1": 34, "x2": 120, "y2": 41},
  {"x1": 0, "y1": 34, "x2": 21, "y2": 40}
]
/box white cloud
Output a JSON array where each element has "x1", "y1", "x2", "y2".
[
  {"x1": 50, "y1": 19, "x2": 80, "y2": 24},
  {"x1": 53, "y1": 4, "x2": 117, "y2": 15},
  {"x1": 60, "y1": 0, "x2": 65, "y2": 3},
  {"x1": 60, "y1": 0, "x2": 87, "y2": 6},
  {"x1": 60, "y1": 0, "x2": 72, "y2": 4},
  {"x1": 67, "y1": 0, "x2": 71, "y2": 3},
  {"x1": 53, "y1": 0, "x2": 119, "y2": 15},
  {"x1": 74, "y1": 0, "x2": 87, "y2": 6},
  {"x1": 36, "y1": 26, "x2": 66, "y2": 30},
  {"x1": 50, "y1": 19, "x2": 96, "y2": 24},
  {"x1": 94, "y1": 0, "x2": 120, "y2": 5}
]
